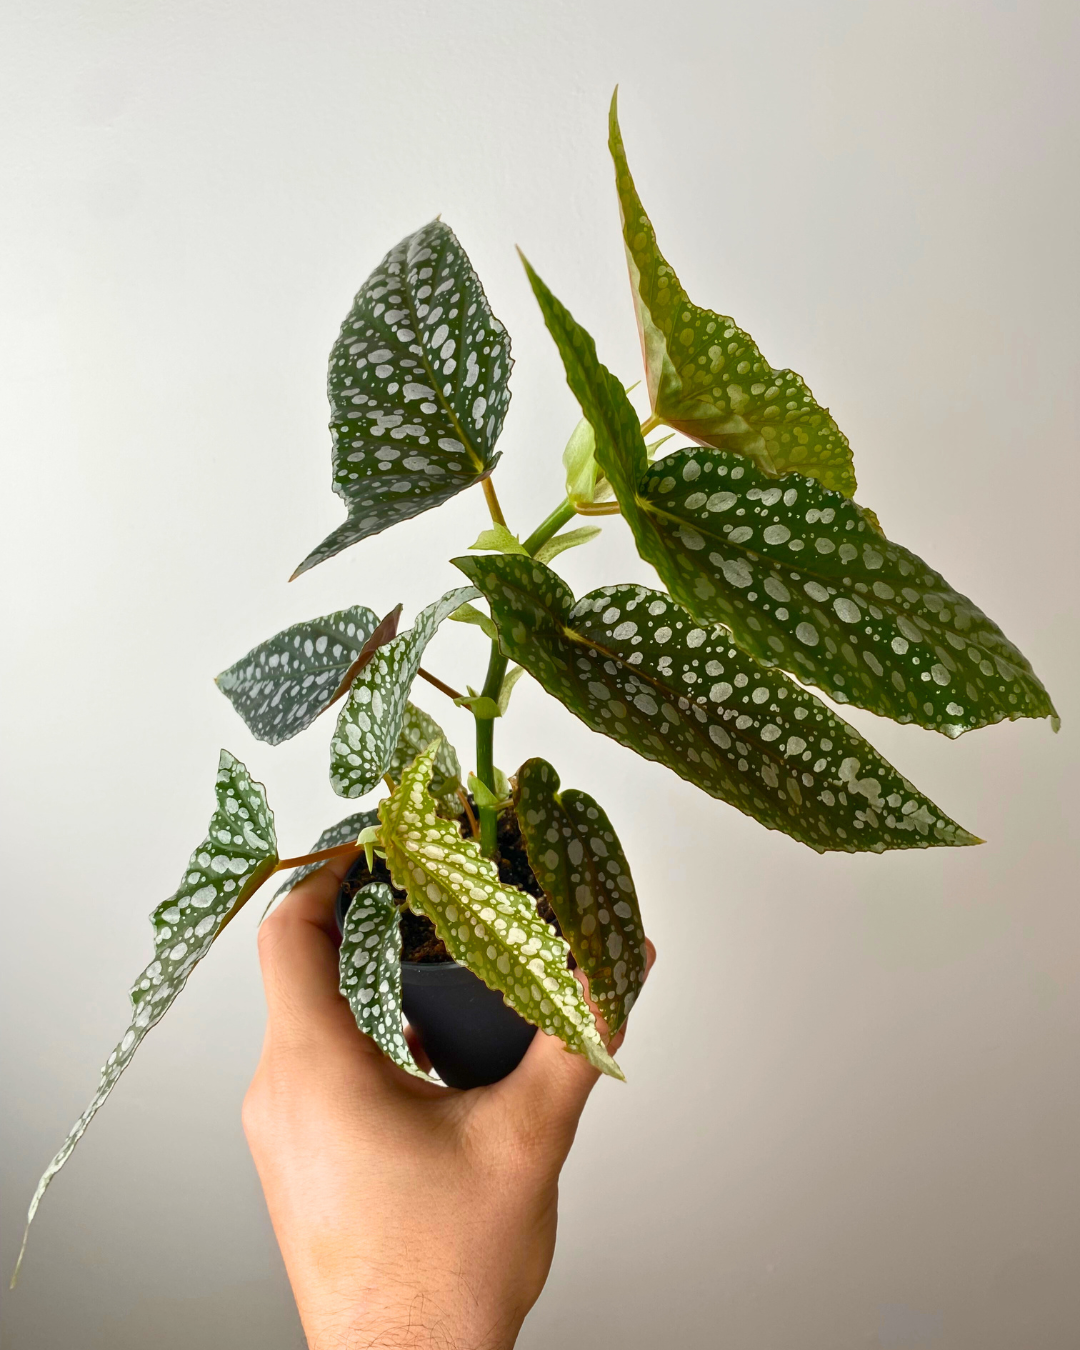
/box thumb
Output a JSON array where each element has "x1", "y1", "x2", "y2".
[
  {"x1": 496, "y1": 938, "x2": 656, "y2": 1138},
  {"x1": 256, "y1": 855, "x2": 375, "y2": 1056}
]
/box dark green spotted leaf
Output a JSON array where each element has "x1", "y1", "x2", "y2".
[
  {"x1": 638, "y1": 448, "x2": 1058, "y2": 736},
  {"x1": 293, "y1": 220, "x2": 513, "y2": 578},
  {"x1": 386, "y1": 703, "x2": 461, "y2": 812},
  {"x1": 216, "y1": 605, "x2": 380, "y2": 745},
  {"x1": 273, "y1": 809, "x2": 380, "y2": 902},
  {"x1": 520, "y1": 261, "x2": 1056, "y2": 736},
  {"x1": 330, "y1": 587, "x2": 477, "y2": 798},
  {"x1": 608, "y1": 91, "x2": 856, "y2": 496},
  {"x1": 514, "y1": 759, "x2": 645, "y2": 1033},
  {"x1": 339, "y1": 883, "x2": 427, "y2": 1078},
  {"x1": 453, "y1": 553, "x2": 978, "y2": 854},
  {"x1": 378, "y1": 744, "x2": 621, "y2": 1078},
  {"x1": 15, "y1": 752, "x2": 277, "y2": 1280}
]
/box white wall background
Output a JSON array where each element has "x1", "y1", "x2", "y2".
[{"x1": 2, "y1": 2, "x2": 1077, "y2": 1346}]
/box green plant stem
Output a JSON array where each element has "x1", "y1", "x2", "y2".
[
  {"x1": 481, "y1": 477, "x2": 507, "y2": 527},
  {"x1": 473, "y1": 494, "x2": 579, "y2": 856},
  {"x1": 474, "y1": 643, "x2": 508, "y2": 855},
  {"x1": 640, "y1": 411, "x2": 662, "y2": 435},
  {"x1": 521, "y1": 498, "x2": 576, "y2": 556}
]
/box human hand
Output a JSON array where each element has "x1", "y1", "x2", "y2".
[{"x1": 243, "y1": 856, "x2": 655, "y2": 1350}]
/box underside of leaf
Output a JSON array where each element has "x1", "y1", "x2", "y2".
[
  {"x1": 293, "y1": 220, "x2": 513, "y2": 577},
  {"x1": 454, "y1": 552, "x2": 979, "y2": 855},
  {"x1": 378, "y1": 743, "x2": 622, "y2": 1078},
  {"x1": 514, "y1": 758, "x2": 646, "y2": 1033},
  {"x1": 608, "y1": 91, "x2": 856, "y2": 497}
]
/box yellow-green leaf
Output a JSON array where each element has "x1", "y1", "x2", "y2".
[
  {"x1": 521, "y1": 258, "x2": 1056, "y2": 737},
  {"x1": 378, "y1": 744, "x2": 622, "y2": 1078},
  {"x1": 608, "y1": 90, "x2": 856, "y2": 496}
]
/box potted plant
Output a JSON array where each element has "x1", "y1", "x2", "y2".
[{"x1": 13, "y1": 90, "x2": 1057, "y2": 1279}]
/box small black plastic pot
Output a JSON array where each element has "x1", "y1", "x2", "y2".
[{"x1": 336, "y1": 878, "x2": 536, "y2": 1089}]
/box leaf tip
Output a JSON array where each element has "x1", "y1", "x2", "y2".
[{"x1": 588, "y1": 1039, "x2": 625, "y2": 1081}]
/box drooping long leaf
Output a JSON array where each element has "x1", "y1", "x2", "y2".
[
  {"x1": 339, "y1": 882, "x2": 426, "y2": 1078},
  {"x1": 454, "y1": 553, "x2": 978, "y2": 854},
  {"x1": 15, "y1": 752, "x2": 277, "y2": 1281},
  {"x1": 378, "y1": 743, "x2": 621, "y2": 1078},
  {"x1": 521, "y1": 259, "x2": 1057, "y2": 737},
  {"x1": 386, "y1": 703, "x2": 461, "y2": 812},
  {"x1": 514, "y1": 758, "x2": 646, "y2": 1033},
  {"x1": 272, "y1": 809, "x2": 380, "y2": 901},
  {"x1": 216, "y1": 606, "x2": 381, "y2": 745},
  {"x1": 293, "y1": 220, "x2": 513, "y2": 577},
  {"x1": 330, "y1": 587, "x2": 477, "y2": 798},
  {"x1": 607, "y1": 91, "x2": 856, "y2": 497}
]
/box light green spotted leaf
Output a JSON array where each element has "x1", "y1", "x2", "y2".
[
  {"x1": 563, "y1": 416, "x2": 599, "y2": 506},
  {"x1": 330, "y1": 587, "x2": 477, "y2": 798},
  {"x1": 216, "y1": 605, "x2": 380, "y2": 745},
  {"x1": 453, "y1": 553, "x2": 978, "y2": 855},
  {"x1": 273, "y1": 809, "x2": 380, "y2": 902},
  {"x1": 470, "y1": 524, "x2": 528, "y2": 555},
  {"x1": 638, "y1": 448, "x2": 1058, "y2": 736},
  {"x1": 533, "y1": 526, "x2": 602, "y2": 566},
  {"x1": 379, "y1": 744, "x2": 621, "y2": 1078},
  {"x1": 339, "y1": 882, "x2": 427, "y2": 1079},
  {"x1": 15, "y1": 752, "x2": 277, "y2": 1281},
  {"x1": 293, "y1": 220, "x2": 513, "y2": 578},
  {"x1": 514, "y1": 759, "x2": 646, "y2": 1033},
  {"x1": 450, "y1": 601, "x2": 498, "y2": 642},
  {"x1": 520, "y1": 260, "x2": 1056, "y2": 736},
  {"x1": 386, "y1": 703, "x2": 461, "y2": 812},
  {"x1": 608, "y1": 91, "x2": 856, "y2": 497},
  {"x1": 497, "y1": 664, "x2": 527, "y2": 715}
]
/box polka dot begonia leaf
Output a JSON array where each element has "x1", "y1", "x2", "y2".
[
  {"x1": 514, "y1": 758, "x2": 646, "y2": 1034},
  {"x1": 638, "y1": 447, "x2": 1058, "y2": 736},
  {"x1": 272, "y1": 808, "x2": 380, "y2": 902},
  {"x1": 330, "y1": 588, "x2": 477, "y2": 799},
  {"x1": 453, "y1": 552, "x2": 980, "y2": 855},
  {"x1": 339, "y1": 883, "x2": 428, "y2": 1079},
  {"x1": 378, "y1": 743, "x2": 622, "y2": 1079},
  {"x1": 216, "y1": 605, "x2": 380, "y2": 746},
  {"x1": 520, "y1": 259, "x2": 1057, "y2": 739},
  {"x1": 292, "y1": 220, "x2": 513, "y2": 578},
  {"x1": 15, "y1": 751, "x2": 277, "y2": 1280},
  {"x1": 386, "y1": 703, "x2": 461, "y2": 815},
  {"x1": 608, "y1": 92, "x2": 856, "y2": 497}
]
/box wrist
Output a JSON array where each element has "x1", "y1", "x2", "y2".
[{"x1": 296, "y1": 1281, "x2": 523, "y2": 1350}]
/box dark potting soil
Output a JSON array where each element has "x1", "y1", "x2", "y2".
[{"x1": 339, "y1": 800, "x2": 563, "y2": 964}]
